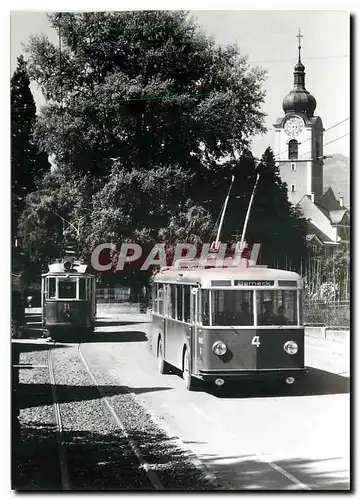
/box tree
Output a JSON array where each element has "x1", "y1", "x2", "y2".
[
  {"x1": 11, "y1": 55, "x2": 50, "y2": 237},
  {"x1": 246, "y1": 147, "x2": 309, "y2": 269},
  {"x1": 25, "y1": 11, "x2": 266, "y2": 179},
  {"x1": 17, "y1": 169, "x2": 95, "y2": 280},
  {"x1": 211, "y1": 147, "x2": 308, "y2": 269}
]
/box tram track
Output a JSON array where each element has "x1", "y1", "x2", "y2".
[
  {"x1": 47, "y1": 345, "x2": 71, "y2": 491},
  {"x1": 45, "y1": 340, "x2": 162, "y2": 491},
  {"x1": 77, "y1": 342, "x2": 163, "y2": 491}
]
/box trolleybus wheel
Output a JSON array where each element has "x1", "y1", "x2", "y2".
[
  {"x1": 157, "y1": 337, "x2": 170, "y2": 374},
  {"x1": 183, "y1": 347, "x2": 196, "y2": 391}
]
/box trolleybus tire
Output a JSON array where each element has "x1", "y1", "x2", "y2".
[
  {"x1": 182, "y1": 347, "x2": 196, "y2": 391},
  {"x1": 157, "y1": 337, "x2": 171, "y2": 374}
]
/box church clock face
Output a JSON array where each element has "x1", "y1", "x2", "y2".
[{"x1": 284, "y1": 116, "x2": 304, "y2": 137}]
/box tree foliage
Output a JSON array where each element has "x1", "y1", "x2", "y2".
[
  {"x1": 26, "y1": 11, "x2": 266, "y2": 177},
  {"x1": 11, "y1": 55, "x2": 50, "y2": 236}
]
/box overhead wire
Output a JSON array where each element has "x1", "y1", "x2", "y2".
[{"x1": 273, "y1": 117, "x2": 350, "y2": 160}]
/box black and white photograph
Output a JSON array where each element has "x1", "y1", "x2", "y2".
[{"x1": 10, "y1": 7, "x2": 350, "y2": 491}]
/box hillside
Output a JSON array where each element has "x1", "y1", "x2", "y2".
[{"x1": 323, "y1": 154, "x2": 350, "y2": 207}]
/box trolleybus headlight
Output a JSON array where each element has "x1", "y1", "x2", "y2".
[
  {"x1": 284, "y1": 341, "x2": 298, "y2": 355},
  {"x1": 212, "y1": 341, "x2": 228, "y2": 356}
]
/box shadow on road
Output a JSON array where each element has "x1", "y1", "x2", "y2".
[
  {"x1": 15, "y1": 382, "x2": 172, "y2": 411},
  {"x1": 204, "y1": 367, "x2": 349, "y2": 399},
  {"x1": 85, "y1": 330, "x2": 148, "y2": 343},
  {"x1": 95, "y1": 320, "x2": 147, "y2": 327}
]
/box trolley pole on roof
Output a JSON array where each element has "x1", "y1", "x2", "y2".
[
  {"x1": 213, "y1": 175, "x2": 235, "y2": 250},
  {"x1": 239, "y1": 172, "x2": 260, "y2": 251}
]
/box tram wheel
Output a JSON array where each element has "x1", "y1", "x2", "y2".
[
  {"x1": 157, "y1": 338, "x2": 171, "y2": 374},
  {"x1": 182, "y1": 347, "x2": 196, "y2": 391}
]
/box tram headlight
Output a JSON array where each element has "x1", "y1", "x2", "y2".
[
  {"x1": 212, "y1": 341, "x2": 228, "y2": 356},
  {"x1": 284, "y1": 341, "x2": 298, "y2": 355}
]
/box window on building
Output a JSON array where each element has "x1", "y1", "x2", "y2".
[
  {"x1": 288, "y1": 140, "x2": 298, "y2": 160},
  {"x1": 291, "y1": 163, "x2": 296, "y2": 171},
  {"x1": 291, "y1": 184, "x2": 296, "y2": 192}
]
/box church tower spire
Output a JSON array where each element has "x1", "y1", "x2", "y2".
[
  {"x1": 282, "y1": 29, "x2": 316, "y2": 117},
  {"x1": 273, "y1": 29, "x2": 324, "y2": 205}
]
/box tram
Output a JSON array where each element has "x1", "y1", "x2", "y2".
[
  {"x1": 41, "y1": 260, "x2": 96, "y2": 340},
  {"x1": 151, "y1": 263, "x2": 306, "y2": 391}
]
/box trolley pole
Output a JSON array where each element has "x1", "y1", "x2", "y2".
[
  {"x1": 239, "y1": 172, "x2": 260, "y2": 251},
  {"x1": 214, "y1": 175, "x2": 235, "y2": 249}
]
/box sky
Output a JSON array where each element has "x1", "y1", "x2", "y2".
[{"x1": 10, "y1": 9, "x2": 350, "y2": 159}]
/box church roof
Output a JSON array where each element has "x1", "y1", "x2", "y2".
[{"x1": 298, "y1": 195, "x2": 339, "y2": 244}]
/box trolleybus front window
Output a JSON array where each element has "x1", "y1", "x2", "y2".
[
  {"x1": 257, "y1": 290, "x2": 297, "y2": 325},
  {"x1": 210, "y1": 290, "x2": 254, "y2": 326},
  {"x1": 58, "y1": 278, "x2": 77, "y2": 299}
]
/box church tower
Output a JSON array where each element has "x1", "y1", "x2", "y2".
[{"x1": 273, "y1": 30, "x2": 324, "y2": 205}]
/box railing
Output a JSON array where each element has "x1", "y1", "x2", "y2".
[
  {"x1": 304, "y1": 300, "x2": 350, "y2": 328},
  {"x1": 96, "y1": 287, "x2": 132, "y2": 303}
]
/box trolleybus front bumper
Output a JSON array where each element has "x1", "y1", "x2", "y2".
[{"x1": 198, "y1": 368, "x2": 307, "y2": 382}]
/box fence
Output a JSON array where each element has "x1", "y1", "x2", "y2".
[
  {"x1": 96, "y1": 287, "x2": 132, "y2": 303},
  {"x1": 304, "y1": 300, "x2": 350, "y2": 328}
]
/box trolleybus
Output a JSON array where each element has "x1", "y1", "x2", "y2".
[
  {"x1": 151, "y1": 263, "x2": 306, "y2": 391},
  {"x1": 41, "y1": 260, "x2": 96, "y2": 341}
]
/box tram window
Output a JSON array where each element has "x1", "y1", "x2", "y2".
[
  {"x1": 47, "y1": 278, "x2": 56, "y2": 299},
  {"x1": 184, "y1": 286, "x2": 190, "y2": 323},
  {"x1": 79, "y1": 278, "x2": 86, "y2": 299},
  {"x1": 58, "y1": 278, "x2": 77, "y2": 299},
  {"x1": 256, "y1": 290, "x2": 297, "y2": 325},
  {"x1": 86, "y1": 279, "x2": 92, "y2": 299},
  {"x1": 176, "y1": 285, "x2": 183, "y2": 321},
  {"x1": 211, "y1": 290, "x2": 254, "y2": 326}
]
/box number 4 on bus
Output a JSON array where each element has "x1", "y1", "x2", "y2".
[{"x1": 251, "y1": 336, "x2": 261, "y2": 347}]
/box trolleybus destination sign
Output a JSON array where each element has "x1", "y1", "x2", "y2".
[{"x1": 234, "y1": 280, "x2": 275, "y2": 286}]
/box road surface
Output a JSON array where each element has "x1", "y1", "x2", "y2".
[{"x1": 77, "y1": 317, "x2": 350, "y2": 490}]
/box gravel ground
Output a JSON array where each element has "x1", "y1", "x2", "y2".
[
  {"x1": 13, "y1": 340, "x2": 220, "y2": 491},
  {"x1": 12, "y1": 346, "x2": 60, "y2": 490}
]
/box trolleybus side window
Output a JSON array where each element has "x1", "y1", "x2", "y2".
[
  {"x1": 257, "y1": 290, "x2": 297, "y2": 325},
  {"x1": 184, "y1": 286, "x2": 190, "y2": 323},
  {"x1": 211, "y1": 290, "x2": 254, "y2": 326},
  {"x1": 58, "y1": 278, "x2": 77, "y2": 299},
  {"x1": 176, "y1": 285, "x2": 183, "y2": 321},
  {"x1": 170, "y1": 284, "x2": 176, "y2": 319},
  {"x1": 157, "y1": 284, "x2": 165, "y2": 315}
]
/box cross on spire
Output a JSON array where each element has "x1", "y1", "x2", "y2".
[{"x1": 297, "y1": 28, "x2": 303, "y2": 61}]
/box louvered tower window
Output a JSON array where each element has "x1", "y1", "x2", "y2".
[{"x1": 288, "y1": 140, "x2": 298, "y2": 160}]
